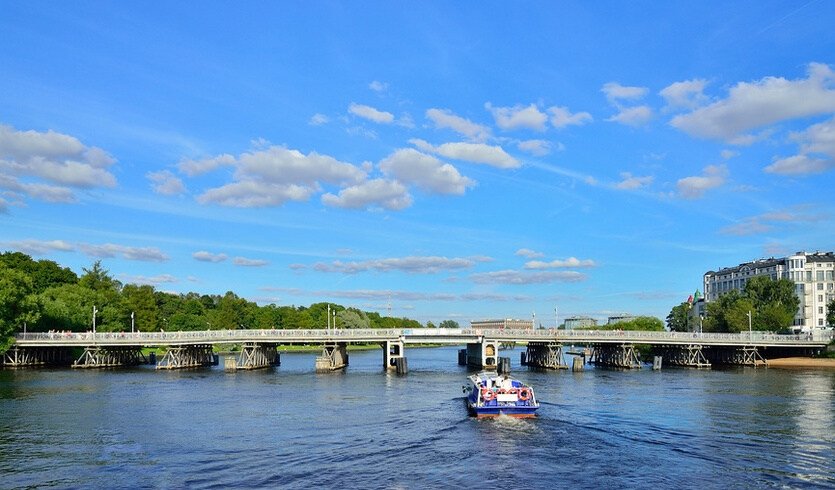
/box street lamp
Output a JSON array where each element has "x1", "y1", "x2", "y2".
[
  {"x1": 92, "y1": 305, "x2": 98, "y2": 334},
  {"x1": 131, "y1": 311, "x2": 135, "y2": 333},
  {"x1": 747, "y1": 310, "x2": 752, "y2": 341}
]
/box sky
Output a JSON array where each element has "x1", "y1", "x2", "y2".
[{"x1": 1, "y1": 2, "x2": 834, "y2": 327}]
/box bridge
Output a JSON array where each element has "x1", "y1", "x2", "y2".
[{"x1": 3, "y1": 328, "x2": 832, "y2": 371}]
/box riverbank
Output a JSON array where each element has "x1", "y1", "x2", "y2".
[{"x1": 766, "y1": 357, "x2": 835, "y2": 369}]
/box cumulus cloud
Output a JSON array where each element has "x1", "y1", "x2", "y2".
[
  {"x1": 379, "y1": 148, "x2": 475, "y2": 195},
  {"x1": 177, "y1": 154, "x2": 236, "y2": 177},
  {"x1": 516, "y1": 139, "x2": 553, "y2": 156},
  {"x1": 425, "y1": 108, "x2": 491, "y2": 142},
  {"x1": 548, "y1": 106, "x2": 593, "y2": 129},
  {"x1": 515, "y1": 248, "x2": 545, "y2": 259},
  {"x1": 409, "y1": 139, "x2": 519, "y2": 169},
  {"x1": 602, "y1": 82, "x2": 649, "y2": 103},
  {"x1": 765, "y1": 116, "x2": 835, "y2": 175},
  {"x1": 0, "y1": 124, "x2": 117, "y2": 205},
  {"x1": 671, "y1": 63, "x2": 835, "y2": 141},
  {"x1": 192, "y1": 145, "x2": 367, "y2": 208},
  {"x1": 470, "y1": 270, "x2": 586, "y2": 285},
  {"x1": 349, "y1": 103, "x2": 395, "y2": 124},
  {"x1": 313, "y1": 255, "x2": 482, "y2": 274},
  {"x1": 524, "y1": 257, "x2": 596, "y2": 269},
  {"x1": 77, "y1": 243, "x2": 169, "y2": 262},
  {"x1": 485, "y1": 103, "x2": 548, "y2": 131},
  {"x1": 147, "y1": 170, "x2": 186, "y2": 195},
  {"x1": 606, "y1": 106, "x2": 653, "y2": 126},
  {"x1": 3, "y1": 239, "x2": 73, "y2": 255},
  {"x1": 660, "y1": 79, "x2": 709, "y2": 110},
  {"x1": 614, "y1": 172, "x2": 654, "y2": 190},
  {"x1": 233, "y1": 256, "x2": 269, "y2": 267},
  {"x1": 192, "y1": 251, "x2": 228, "y2": 263},
  {"x1": 322, "y1": 178, "x2": 413, "y2": 210},
  {"x1": 676, "y1": 164, "x2": 728, "y2": 199},
  {"x1": 369, "y1": 80, "x2": 388, "y2": 92},
  {"x1": 309, "y1": 113, "x2": 330, "y2": 125}
]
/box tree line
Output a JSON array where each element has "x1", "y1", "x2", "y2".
[
  {"x1": 0, "y1": 252, "x2": 426, "y2": 353},
  {"x1": 666, "y1": 275, "x2": 834, "y2": 332}
]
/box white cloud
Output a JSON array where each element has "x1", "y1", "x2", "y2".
[
  {"x1": 606, "y1": 106, "x2": 653, "y2": 126},
  {"x1": 614, "y1": 172, "x2": 654, "y2": 190},
  {"x1": 485, "y1": 103, "x2": 548, "y2": 131},
  {"x1": 4, "y1": 239, "x2": 73, "y2": 255},
  {"x1": 602, "y1": 82, "x2": 649, "y2": 103},
  {"x1": 322, "y1": 178, "x2": 413, "y2": 210},
  {"x1": 349, "y1": 103, "x2": 395, "y2": 124},
  {"x1": 660, "y1": 79, "x2": 709, "y2": 110},
  {"x1": 77, "y1": 243, "x2": 169, "y2": 262},
  {"x1": 147, "y1": 170, "x2": 185, "y2": 195},
  {"x1": 369, "y1": 80, "x2": 388, "y2": 92},
  {"x1": 793, "y1": 116, "x2": 835, "y2": 157},
  {"x1": 409, "y1": 139, "x2": 519, "y2": 169},
  {"x1": 524, "y1": 257, "x2": 596, "y2": 269},
  {"x1": 516, "y1": 139, "x2": 553, "y2": 156},
  {"x1": 192, "y1": 251, "x2": 228, "y2": 263},
  {"x1": 548, "y1": 106, "x2": 593, "y2": 129},
  {"x1": 0, "y1": 124, "x2": 117, "y2": 205},
  {"x1": 313, "y1": 255, "x2": 480, "y2": 274},
  {"x1": 194, "y1": 145, "x2": 366, "y2": 208},
  {"x1": 379, "y1": 148, "x2": 475, "y2": 195},
  {"x1": 671, "y1": 63, "x2": 835, "y2": 141},
  {"x1": 470, "y1": 269, "x2": 586, "y2": 285},
  {"x1": 309, "y1": 113, "x2": 330, "y2": 125},
  {"x1": 721, "y1": 149, "x2": 739, "y2": 160},
  {"x1": 764, "y1": 155, "x2": 833, "y2": 175},
  {"x1": 177, "y1": 154, "x2": 236, "y2": 177},
  {"x1": 515, "y1": 248, "x2": 545, "y2": 259},
  {"x1": 765, "y1": 116, "x2": 835, "y2": 175},
  {"x1": 233, "y1": 256, "x2": 269, "y2": 267},
  {"x1": 119, "y1": 274, "x2": 178, "y2": 286},
  {"x1": 425, "y1": 108, "x2": 491, "y2": 142},
  {"x1": 676, "y1": 164, "x2": 728, "y2": 199}
]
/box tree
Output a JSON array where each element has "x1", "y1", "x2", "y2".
[
  {"x1": 120, "y1": 284, "x2": 159, "y2": 332},
  {"x1": 0, "y1": 252, "x2": 78, "y2": 292},
  {"x1": 439, "y1": 320, "x2": 460, "y2": 329},
  {"x1": 0, "y1": 266, "x2": 41, "y2": 352},
  {"x1": 744, "y1": 276, "x2": 799, "y2": 331},
  {"x1": 426, "y1": 320, "x2": 436, "y2": 328},
  {"x1": 666, "y1": 303, "x2": 690, "y2": 331},
  {"x1": 827, "y1": 298, "x2": 835, "y2": 327}
]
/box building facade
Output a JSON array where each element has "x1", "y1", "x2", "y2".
[
  {"x1": 703, "y1": 251, "x2": 834, "y2": 332},
  {"x1": 564, "y1": 316, "x2": 597, "y2": 329},
  {"x1": 470, "y1": 318, "x2": 534, "y2": 330},
  {"x1": 607, "y1": 314, "x2": 636, "y2": 325}
]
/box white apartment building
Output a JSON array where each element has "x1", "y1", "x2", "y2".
[
  {"x1": 470, "y1": 318, "x2": 534, "y2": 330},
  {"x1": 703, "y1": 251, "x2": 834, "y2": 332}
]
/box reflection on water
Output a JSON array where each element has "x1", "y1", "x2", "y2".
[{"x1": 1, "y1": 347, "x2": 834, "y2": 489}]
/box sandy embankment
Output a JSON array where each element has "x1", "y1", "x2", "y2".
[{"x1": 766, "y1": 357, "x2": 835, "y2": 369}]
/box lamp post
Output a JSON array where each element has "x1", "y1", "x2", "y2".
[
  {"x1": 92, "y1": 305, "x2": 98, "y2": 334},
  {"x1": 747, "y1": 310, "x2": 752, "y2": 341},
  {"x1": 131, "y1": 311, "x2": 135, "y2": 333}
]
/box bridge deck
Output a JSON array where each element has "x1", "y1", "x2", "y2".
[{"x1": 13, "y1": 328, "x2": 832, "y2": 349}]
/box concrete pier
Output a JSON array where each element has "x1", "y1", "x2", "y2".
[
  {"x1": 466, "y1": 340, "x2": 498, "y2": 370},
  {"x1": 315, "y1": 342, "x2": 348, "y2": 372},
  {"x1": 383, "y1": 339, "x2": 405, "y2": 371}
]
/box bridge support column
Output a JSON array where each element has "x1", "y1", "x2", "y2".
[
  {"x1": 2, "y1": 346, "x2": 73, "y2": 367},
  {"x1": 72, "y1": 346, "x2": 147, "y2": 368},
  {"x1": 709, "y1": 346, "x2": 767, "y2": 367},
  {"x1": 315, "y1": 342, "x2": 348, "y2": 372},
  {"x1": 383, "y1": 339, "x2": 405, "y2": 370},
  {"x1": 591, "y1": 343, "x2": 642, "y2": 369},
  {"x1": 229, "y1": 343, "x2": 279, "y2": 371},
  {"x1": 466, "y1": 340, "x2": 498, "y2": 370},
  {"x1": 653, "y1": 344, "x2": 711, "y2": 368},
  {"x1": 156, "y1": 344, "x2": 215, "y2": 370},
  {"x1": 522, "y1": 342, "x2": 568, "y2": 370}
]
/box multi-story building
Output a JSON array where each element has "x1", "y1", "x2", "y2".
[
  {"x1": 607, "y1": 314, "x2": 636, "y2": 325},
  {"x1": 470, "y1": 318, "x2": 534, "y2": 330},
  {"x1": 564, "y1": 316, "x2": 597, "y2": 329},
  {"x1": 703, "y1": 251, "x2": 834, "y2": 332}
]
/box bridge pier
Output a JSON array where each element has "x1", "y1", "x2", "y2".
[
  {"x1": 72, "y1": 346, "x2": 147, "y2": 368},
  {"x1": 382, "y1": 339, "x2": 405, "y2": 370},
  {"x1": 591, "y1": 343, "x2": 642, "y2": 369},
  {"x1": 226, "y1": 343, "x2": 280, "y2": 371},
  {"x1": 315, "y1": 342, "x2": 348, "y2": 372},
  {"x1": 466, "y1": 340, "x2": 498, "y2": 370},
  {"x1": 2, "y1": 346, "x2": 72, "y2": 367},
  {"x1": 156, "y1": 344, "x2": 216, "y2": 370},
  {"x1": 653, "y1": 344, "x2": 711, "y2": 368},
  {"x1": 708, "y1": 346, "x2": 768, "y2": 367},
  {"x1": 522, "y1": 342, "x2": 568, "y2": 370}
]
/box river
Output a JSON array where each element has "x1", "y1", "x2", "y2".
[{"x1": 1, "y1": 346, "x2": 833, "y2": 489}]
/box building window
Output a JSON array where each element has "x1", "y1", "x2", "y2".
[
  {"x1": 818, "y1": 283, "x2": 824, "y2": 291},
  {"x1": 819, "y1": 307, "x2": 824, "y2": 314},
  {"x1": 819, "y1": 295, "x2": 824, "y2": 303},
  {"x1": 817, "y1": 271, "x2": 825, "y2": 281},
  {"x1": 820, "y1": 319, "x2": 824, "y2": 326}
]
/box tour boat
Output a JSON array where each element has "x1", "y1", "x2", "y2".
[{"x1": 464, "y1": 372, "x2": 540, "y2": 418}]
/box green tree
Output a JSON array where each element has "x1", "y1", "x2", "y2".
[
  {"x1": 37, "y1": 283, "x2": 93, "y2": 332},
  {"x1": 0, "y1": 266, "x2": 41, "y2": 352},
  {"x1": 120, "y1": 284, "x2": 159, "y2": 332},
  {"x1": 426, "y1": 320, "x2": 436, "y2": 328},
  {"x1": 439, "y1": 320, "x2": 460, "y2": 329},
  {"x1": 336, "y1": 309, "x2": 369, "y2": 329},
  {"x1": 744, "y1": 276, "x2": 799, "y2": 331},
  {"x1": 827, "y1": 297, "x2": 835, "y2": 327},
  {"x1": 0, "y1": 252, "x2": 78, "y2": 292},
  {"x1": 666, "y1": 303, "x2": 690, "y2": 331}
]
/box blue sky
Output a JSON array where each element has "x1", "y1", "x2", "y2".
[{"x1": 2, "y1": 2, "x2": 834, "y2": 327}]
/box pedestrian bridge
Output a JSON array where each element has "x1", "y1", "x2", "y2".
[{"x1": 5, "y1": 328, "x2": 832, "y2": 371}]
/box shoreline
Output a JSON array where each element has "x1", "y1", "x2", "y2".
[{"x1": 765, "y1": 357, "x2": 835, "y2": 369}]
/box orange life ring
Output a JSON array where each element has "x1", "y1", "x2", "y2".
[
  {"x1": 518, "y1": 388, "x2": 531, "y2": 401},
  {"x1": 482, "y1": 388, "x2": 495, "y2": 401}
]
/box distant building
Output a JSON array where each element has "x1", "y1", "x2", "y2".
[
  {"x1": 470, "y1": 318, "x2": 534, "y2": 330},
  {"x1": 564, "y1": 316, "x2": 597, "y2": 329},
  {"x1": 607, "y1": 314, "x2": 635, "y2": 325},
  {"x1": 703, "y1": 251, "x2": 834, "y2": 332}
]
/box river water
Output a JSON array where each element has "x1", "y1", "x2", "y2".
[{"x1": 1, "y1": 346, "x2": 833, "y2": 489}]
